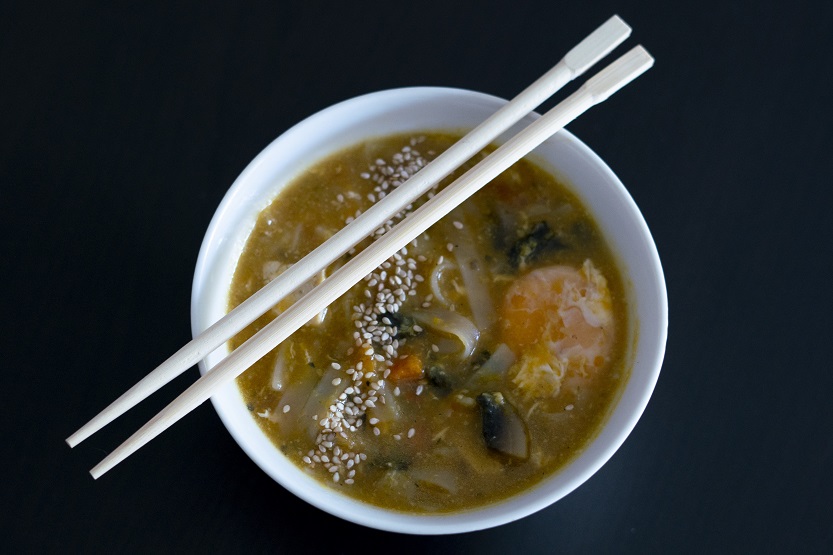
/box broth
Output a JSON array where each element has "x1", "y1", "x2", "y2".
[{"x1": 228, "y1": 133, "x2": 629, "y2": 512}]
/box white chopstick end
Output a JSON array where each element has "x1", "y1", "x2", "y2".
[
  {"x1": 563, "y1": 15, "x2": 632, "y2": 77},
  {"x1": 582, "y1": 45, "x2": 654, "y2": 104}
]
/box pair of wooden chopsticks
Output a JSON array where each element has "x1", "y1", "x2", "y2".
[{"x1": 67, "y1": 15, "x2": 652, "y2": 478}]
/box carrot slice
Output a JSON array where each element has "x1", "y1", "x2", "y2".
[{"x1": 388, "y1": 355, "x2": 423, "y2": 382}]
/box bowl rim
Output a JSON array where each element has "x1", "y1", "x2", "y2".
[{"x1": 191, "y1": 86, "x2": 668, "y2": 534}]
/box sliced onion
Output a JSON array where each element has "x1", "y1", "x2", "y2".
[
  {"x1": 428, "y1": 258, "x2": 456, "y2": 307},
  {"x1": 452, "y1": 219, "x2": 496, "y2": 330},
  {"x1": 409, "y1": 467, "x2": 459, "y2": 494},
  {"x1": 411, "y1": 309, "x2": 479, "y2": 358},
  {"x1": 465, "y1": 343, "x2": 516, "y2": 389},
  {"x1": 270, "y1": 344, "x2": 288, "y2": 391}
]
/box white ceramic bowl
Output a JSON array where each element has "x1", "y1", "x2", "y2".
[{"x1": 191, "y1": 87, "x2": 668, "y2": 534}]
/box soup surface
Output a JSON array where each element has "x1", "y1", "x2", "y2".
[{"x1": 228, "y1": 133, "x2": 629, "y2": 512}]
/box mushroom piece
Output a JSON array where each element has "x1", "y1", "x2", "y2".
[{"x1": 476, "y1": 392, "x2": 529, "y2": 460}]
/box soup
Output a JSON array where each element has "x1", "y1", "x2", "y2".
[{"x1": 228, "y1": 133, "x2": 629, "y2": 512}]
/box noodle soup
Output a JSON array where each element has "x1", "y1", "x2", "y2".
[{"x1": 228, "y1": 133, "x2": 629, "y2": 512}]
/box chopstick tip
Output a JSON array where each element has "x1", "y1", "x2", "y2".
[
  {"x1": 608, "y1": 14, "x2": 631, "y2": 33},
  {"x1": 563, "y1": 14, "x2": 633, "y2": 76},
  {"x1": 90, "y1": 464, "x2": 106, "y2": 480}
]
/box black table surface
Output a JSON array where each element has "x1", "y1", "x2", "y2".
[{"x1": 4, "y1": 0, "x2": 832, "y2": 552}]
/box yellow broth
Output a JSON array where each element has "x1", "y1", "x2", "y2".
[{"x1": 228, "y1": 133, "x2": 629, "y2": 512}]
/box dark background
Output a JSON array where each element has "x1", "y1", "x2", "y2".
[{"x1": 3, "y1": 0, "x2": 832, "y2": 552}]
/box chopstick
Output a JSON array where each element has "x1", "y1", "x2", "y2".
[
  {"x1": 89, "y1": 45, "x2": 654, "y2": 478},
  {"x1": 66, "y1": 15, "x2": 632, "y2": 449}
]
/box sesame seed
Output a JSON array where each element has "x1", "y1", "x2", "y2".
[
  {"x1": 331, "y1": 378, "x2": 342, "y2": 386},
  {"x1": 283, "y1": 405, "x2": 291, "y2": 413},
  {"x1": 407, "y1": 428, "x2": 415, "y2": 438},
  {"x1": 453, "y1": 220, "x2": 464, "y2": 229}
]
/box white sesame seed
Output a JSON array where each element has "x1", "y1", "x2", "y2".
[
  {"x1": 407, "y1": 428, "x2": 415, "y2": 438},
  {"x1": 453, "y1": 220, "x2": 464, "y2": 229},
  {"x1": 373, "y1": 427, "x2": 381, "y2": 436},
  {"x1": 283, "y1": 405, "x2": 291, "y2": 413},
  {"x1": 416, "y1": 385, "x2": 424, "y2": 396},
  {"x1": 332, "y1": 378, "x2": 342, "y2": 386}
]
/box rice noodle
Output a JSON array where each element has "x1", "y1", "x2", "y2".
[{"x1": 411, "y1": 309, "x2": 479, "y2": 358}]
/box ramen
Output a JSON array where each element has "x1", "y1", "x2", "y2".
[{"x1": 228, "y1": 133, "x2": 629, "y2": 512}]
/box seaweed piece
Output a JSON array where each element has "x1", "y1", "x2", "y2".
[
  {"x1": 379, "y1": 311, "x2": 421, "y2": 339},
  {"x1": 507, "y1": 221, "x2": 566, "y2": 270},
  {"x1": 476, "y1": 392, "x2": 529, "y2": 460},
  {"x1": 426, "y1": 365, "x2": 453, "y2": 395}
]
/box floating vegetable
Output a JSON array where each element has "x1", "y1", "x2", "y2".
[
  {"x1": 476, "y1": 392, "x2": 529, "y2": 460},
  {"x1": 508, "y1": 221, "x2": 565, "y2": 270}
]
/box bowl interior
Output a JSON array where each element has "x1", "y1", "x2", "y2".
[{"x1": 191, "y1": 87, "x2": 668, "y2": 534}]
